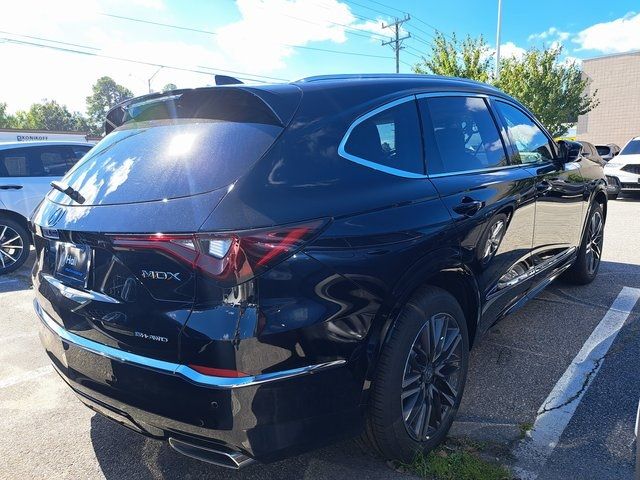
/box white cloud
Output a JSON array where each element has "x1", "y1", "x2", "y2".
[
  {"x1": 214, "y1": 0, "x2": 385, "y2": 72},
  {"x1": 561, "y1": 55, "x2": 582, "y2": 67},
  {"x1": 0, "y1": 0, "x2": 389, "y2": 115},
  {"x1": 573, "y1": 11, "x2": 640, "y2": 53},
  {"x1": 528, "y1": 27, "x2": 569, "y2": 43},
  {"x1": 498, "y1": 42, "x2": 526, "y2": 60}
]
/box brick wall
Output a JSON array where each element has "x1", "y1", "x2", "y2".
[{"x1": 576, "y1": 51, "x2": 640, "y2": 148}]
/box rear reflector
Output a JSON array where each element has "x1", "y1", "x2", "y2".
[
  {"x1": 112, "y1": 219, "x2": 326, "y2": 286},
  {"x1": 188, "y1": 365, "x2": 249, "y2": 378}
]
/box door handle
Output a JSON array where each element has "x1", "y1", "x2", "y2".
[
  {"x1": 0, "y1": 185, "x2": 23, "y2": 190},
  {"x1": 536, "y1": 181, "x2": 552, "y2": 193},
  {"x1": 453, "y1": 197, "x2": 484, "y2": 216}
]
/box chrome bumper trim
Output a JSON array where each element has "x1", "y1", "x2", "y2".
[{"x1": 35, "y1": 299, "x2": 346, "y2": 389}]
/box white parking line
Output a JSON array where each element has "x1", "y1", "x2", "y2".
[
  {"x1": 0, "y1": 365, "x2": 53, "y2": 389},
  {"x1": 514, "y1": 286, "x2": 640, "y2": 479}
]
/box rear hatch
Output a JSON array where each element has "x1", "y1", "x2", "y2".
[{"x1": 32, "y1": 85, "x2": 301, "y2": 362}]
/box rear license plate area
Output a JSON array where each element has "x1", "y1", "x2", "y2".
[{"x1": 54, "y1": 242, "x2": 91, "y2": 288}]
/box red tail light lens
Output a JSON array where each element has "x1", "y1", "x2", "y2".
[{"x1": 112, "y1": 219, "x2": 326, "y2": 286}]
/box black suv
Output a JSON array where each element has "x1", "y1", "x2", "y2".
[{"x1": 32, "y1": 75, "x2": 607, "y2": 468}]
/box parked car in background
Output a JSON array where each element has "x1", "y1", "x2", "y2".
[
  {"x1": 604, "y1": 136, "x2": 640, "y2": 199},
  {"x1": 0, "y1": 141, "x2": 93, "y2": 273},
  {"x1": 577, "y1": 141, "x2": 606, "y2": 166},
  {"x1": 32, "y1": 75, "x2": 607, "y2": 468},
  {"x1": 595, "y1": 143, "x2": 620, "y2": 162}
]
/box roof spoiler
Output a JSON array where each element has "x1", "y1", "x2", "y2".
[{"x1": 104, "y1": 85, "x2": 301, "y2": 135}]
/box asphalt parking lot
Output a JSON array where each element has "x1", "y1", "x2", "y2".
[{"x1": 1, "y1": 197, "x2": 639, "y2": 480}]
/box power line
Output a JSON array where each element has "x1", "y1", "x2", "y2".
[
  {"x1": 102, "y1": 12, "x2": 392, "y2": 59},
  {"x1": 0, "y1": 29, "x2": 100, "y2": 51},
  {"x1": 0, "y1": 35, "x2": 288, "y2": 83}
]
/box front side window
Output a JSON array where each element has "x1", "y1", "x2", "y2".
[
  {"x1": 342, "y1": 99, "x2": 424, "y2": 175},
  {"x1": 420, "y1": 96, "x2": 507, "y2": 175},
  {"x1": 494, "y1": 101, "x2": 554, "y2": 164}
]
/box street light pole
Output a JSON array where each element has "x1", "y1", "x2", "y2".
[
  {"x1": 148, "y1": 66, "x2": 163, "y2": 94},
  {"x1": 495, "y1": 0, "x2": 503, "y2": 79}
]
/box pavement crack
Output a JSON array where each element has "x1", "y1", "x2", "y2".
[{"x1": 538, "y1": 356, "x2": 604, "y2": 415}]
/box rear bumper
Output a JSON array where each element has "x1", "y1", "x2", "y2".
[{"x1": 36, "y1": 300, "x2": 364, "y2": 464}]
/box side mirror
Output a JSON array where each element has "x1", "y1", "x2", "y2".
[{"x1": 556, "y1": 140, "x2": 581, "y2": 164}]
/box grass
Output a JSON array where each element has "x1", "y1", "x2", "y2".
[
  {"x1": 401, "y1": 438, "x2": 512, "y2": 480},
  {"x1": 519, "y1": 421, "x2": 534, "y2": 439}
]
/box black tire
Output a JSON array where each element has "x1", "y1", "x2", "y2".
[
  {"x1": 0, "y1": 217, "x2": 30, "y2": 275},
  {"x1": 562, "y1": 202, "x2": 604, "y2": 285},
  {"x1": 363, "y1": 286, "x2": 469, "y2": 462}
]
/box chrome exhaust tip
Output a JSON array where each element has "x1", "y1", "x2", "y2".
[{"x1": 168, "y1": 438, "x2": 256, "y2": 470}]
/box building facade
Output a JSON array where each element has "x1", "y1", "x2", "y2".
[{"x1": 576, "y1": 51, "x2": 640, "y2": 148}]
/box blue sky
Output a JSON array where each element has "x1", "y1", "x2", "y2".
[{"x1": 1, "y1": 0, "x2": 638, "y2": 113}]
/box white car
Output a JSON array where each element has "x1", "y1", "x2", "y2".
[
  {"x1": 0, "y1": 141, "x2": 93, "y2": 274},
  {"x1": 603, "y1": 136, "x2": 640, "y2": 199}
]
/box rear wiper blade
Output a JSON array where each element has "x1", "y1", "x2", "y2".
[{"x1": 50, "y1": 181, "x2": 85, "y2": 204}]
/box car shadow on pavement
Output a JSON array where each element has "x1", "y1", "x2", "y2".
[
  {"x1": 89, "y1": 415, "x2": 410, "y2": 480},
  {"x1": 87, "y1": 260, "x2": 639, "y2": 479},
  {"x1": 0, "y1": 251, "x2": 35, "y2": 294}
]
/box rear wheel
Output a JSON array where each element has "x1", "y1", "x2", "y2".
[
  {"x1": 607, "y1": 192, "x2": 618, "y2": 200},
  {"x1": 563, "y1": 202, "x2": 604, "y2": 285},
  {"x1": 0, "y1": 218, "x2": 30, "y2": 275},
  {"x1": 364, "y1": 286, "x2": 469, "y2": 462}
]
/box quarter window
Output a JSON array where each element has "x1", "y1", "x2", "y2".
[
  {"x1": 419, "y1": 96, "x2": 507, "y2": 175},
  {"x1": 494, "y1": 102, "x2": 554, "y2": 164},
  {"x1": 342, "y1": 99, "x2": 424, "y2": 175}
]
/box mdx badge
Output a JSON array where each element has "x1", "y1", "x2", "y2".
[{"x1": 141, "y1": 270, "x2": 181, "y2": 281}]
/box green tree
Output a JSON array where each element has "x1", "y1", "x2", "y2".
[
  {"x1": 496, "y1": 46, "x2": 598, "y2": 137},
  {"x1": 413, "y1": 32, "x2": 492, "y2": 83},
  {"x1": 0, "y1": 102, "x2": 15, "y2": 128},
  {"x1": 162, "y1": 83, "x2": 177, "y2": 92},
  {"x1": 86, "y1": 76, "x2": 133, "y2": 135},
  {"x1": 11, "y1": 100, "x2": 90, "y2": 131}
]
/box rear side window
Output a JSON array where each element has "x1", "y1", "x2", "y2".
[
  {"x1": 0, "y1": 146, "x2": 80, "y2": 177},
  {"x1": 342, "y1": 99, "x2": 424, "y2": 176},
  {"x1": 494, "y1": 102, "x2": 554, "y2": 164},
  {"x1": 72, "y1": 145, "x2": 92, "y2": 160},
  {"x1": 0, "y1": 148, "x2": 29, "y2": 177},
  {"x1": 419, "y1": 96, "x2": 507, "y2": 175}
]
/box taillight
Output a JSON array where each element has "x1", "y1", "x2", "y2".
[{"x1": 112, "y1": 219, "x2": 327, "y2": 286}]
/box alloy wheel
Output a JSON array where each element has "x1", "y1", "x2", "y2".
[
  {"x1": 483, "y1": 219, "x2": 505, "y2": 260},
  {"x1": 585, "y1": 210, "x2": 603, "y2": 275},
  {"x1": 401, "y1": 312, "x2": 463, "y2": 441},
  {"x1": 0, "y1": 224, "x2": 24, "y2": 270}
]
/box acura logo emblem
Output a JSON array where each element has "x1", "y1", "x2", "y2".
[{"x1": 47, "y1": 208, "x2": 64, "y2": 227}]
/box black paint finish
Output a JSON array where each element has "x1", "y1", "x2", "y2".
[{"x1": 31, "y1": 75, "x2": 607, "y2": 464}]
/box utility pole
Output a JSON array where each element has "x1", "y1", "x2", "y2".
[
  {"x1": 148, "y1": 66, "x2": 163, "y2": 93},
  {"x1": 382, "y1": 15, "x2": 411, "y2": 74},
  {"x1": 495, "y1": 0, "x2": 503, "y2": 79}
]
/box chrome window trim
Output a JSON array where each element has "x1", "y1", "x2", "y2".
[
  {"x1": 35, "y1": 299, "x2": 346, "y2": 389},
  {"x1": 337, "y1": 90, "x2": 555, "y2": 180},
  {"x1": 337, "y1": 95, "x2": 428, "y2": 179}
]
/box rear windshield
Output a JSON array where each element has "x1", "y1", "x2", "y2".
[
  {"x1": 621, "y1": 140, "x2": 640, "y2": 155},
  {"x1": 47, "y1": 119, "x2": 282, "y2": 206},
  {"x1": 595, "y1": 146, "x2": 610, "y2": 156}
]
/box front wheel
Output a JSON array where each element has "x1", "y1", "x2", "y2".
[
  {"x1": 0, "y1": 218, "x2": 30, "y2": 275},
  {"x1": 363, "y1": 286, "x2": 469, "y2": 462},
  {"x1": 563, "y1": 203, "x2": 604, "y2": 285}
]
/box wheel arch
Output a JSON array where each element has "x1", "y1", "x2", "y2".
[
  {"x1": 0, "y1": 209, "x2": 30, "y2": 233},
  {"x1": 363, "y1": 250, "x2": 481, "y2": 384}
]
